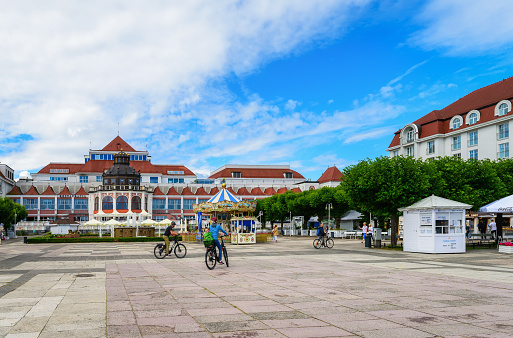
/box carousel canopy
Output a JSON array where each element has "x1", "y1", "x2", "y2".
[
  {"x1": 208, "y1": 188, "x2": 240, "y2": 203},
  {"x1": 479, "y1": 194, "x2": 513, "y2": 213}
]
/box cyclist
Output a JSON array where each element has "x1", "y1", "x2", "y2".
[
  {"x1": 163, "y1": 221, "x2": 178, "y2": 256},
  {"x1": 210, "y1": 217, "x2": 228, "y2": 264},
  {"x1": 317, "y1": 223, "x2": 328, "y2": 246}
]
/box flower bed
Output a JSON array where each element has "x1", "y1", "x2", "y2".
[{"x1": 498, "y1": 242, "x2": 513, "y2": 254}]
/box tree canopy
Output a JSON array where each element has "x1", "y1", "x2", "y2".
[{"x1": 0, "y1": 197, "x2": 27, "y2": 231}]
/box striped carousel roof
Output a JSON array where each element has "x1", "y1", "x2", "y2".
[{"x1": 207, "y1": 188, "x2": 240, "y2": 203}]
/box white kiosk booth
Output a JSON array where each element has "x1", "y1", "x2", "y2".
[{"x1": 399, "y1": 195, "x2": 472, "y2": 254}]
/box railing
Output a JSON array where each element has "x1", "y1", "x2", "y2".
[{"x1": 89, "y1": 185, "x2": 154, "y2": 192}]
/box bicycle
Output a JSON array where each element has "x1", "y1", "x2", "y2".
[
  {"x1": 205, "y1": 235, "x2": 229, "y2": 270},
  {"x1": 154, "y1": 236, "x2": 187, "y2": 259},
  {"x1": 313, "y1": 236, "x2": 334, "y2": 249}
]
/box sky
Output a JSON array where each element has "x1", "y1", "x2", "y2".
[{"x1": 2, "y1": 0, "x2": 513, "y2": 181}]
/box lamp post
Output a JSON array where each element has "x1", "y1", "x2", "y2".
[
  {"x1": 325, "y1": 203, "x2": 332, "y2": 229},
  {"x1": 289, "y1": 211, "x2": 292, "y2": 236},
  {"x1": 257, "y1": 211, "x2": 263, "y2": 229}
]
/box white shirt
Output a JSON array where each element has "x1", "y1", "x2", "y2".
[
  {"x1": 362, "y1": 225, "x2": 368, "y2": 234},
  {"x1": 489, "y1": 222, "x2": 497, "y2": 231},
  {"x1": 367, "y1": 226, "x2": 374, "y2": 234}
]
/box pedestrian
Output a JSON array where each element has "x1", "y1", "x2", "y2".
[
  {"x1": 465, "y1": 221, "x2": 471, "y2": 239},
  {"x1": 273, "y1": 225, "x2": 279, "y2": 242},
  {"x1": 478, "y1": 220, "x2": 487, "y2": 239},
  {"x1": 488, "y1": 219, "x2": 497, "y2": 240},
  {"x1": 359, "y1": 222, "x2": 368, "y2": 243},
  {"x1": 367, "y1": 222, "x2": 374, "y2": 240}
]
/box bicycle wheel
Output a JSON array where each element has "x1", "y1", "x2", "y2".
[
  {"x1": 326, "y1": 238, "x2": 334, "y2": 249},
  {"x1": 313, "y1": 239, "x2": 321, "y2": 249},
  {"x1": 205, "y1": 248, "x2": 217, "y2": 270},
  {"x1": 174, "y1": 243, "x2": 187, "y2": 258},
  {"x1": 223, "y1": 247, "x2": 229, "y2": 267},
  {"x1": 154, "y1": 244, "x2": 166, "y2": 259}
]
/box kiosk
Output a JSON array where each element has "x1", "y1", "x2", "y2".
[{"x1": 399, "y1": 195, "x2": 472, "y2": 253}]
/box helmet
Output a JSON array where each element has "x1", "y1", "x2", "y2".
[
  {"x1": 211, "y1": 217, "x2": 217, "y2": 222},
  {"x1": 171, "y1": 221, "x2": 176, "y2": 226}
]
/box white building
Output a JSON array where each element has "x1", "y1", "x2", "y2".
[
  {"x1": 0, "y1": 163, "x2": 15, "y2": 198},
  {"x1": 387, "y1": 77, "x2": 513, "y2": 160}
]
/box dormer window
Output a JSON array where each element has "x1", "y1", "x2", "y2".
[
  {"x1": 450, "y1": 115, "x2": 463, "y2": 130},
  {"x1": 466, "y1": 110, "x2": 480, "y2": 125},
  {"x1": 284, "y1": 172, "x2": 293, "y2": 179},
  {"x1": 232, "y1": 172, "x2": 241, "y2": 178},
  {"x1": 495, "y1": 100, "x2": 512, "y2": 116},
  {"x1": 406, "y1": 128, "x2": 414, "y2": 142}
]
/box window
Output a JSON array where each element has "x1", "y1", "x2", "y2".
[
  {"x1": 406, "y1": 146, "x2": 414, "y2": 157},
  {"x1": 168, "y1": 178, "x2": 185, "y2": 183},
  {"x1": 284, "y1": 172, "x2": 293, "y2": 179},
  {"x1": 183, "y1": 199, "x2": 195, "y2": 210},
  {"x1": 196, "y1": 179, "x2": 214, "y2": 184},
  {"x1": 499, "y1": 103, "x2": 509, "y2": 116},
  {"x1": 12, "y1": 198, "x2": 20, "y2": 205},
  {"x1": 167, "y1": 171, "x2": 184, "y2": 175},
  {"x1": 499, "y1": 143, "x2": 510, "y2": 158},
  {"x1": 469, "y1": 131, "x2": 478, "y2": 146},
  {"x1": 80, "y1": 176, "x2": 88, "y2": 183},
  {"x1": 131, "y1": 196, "x2": 141, "y2": 210},
  {"x1": 232, "y1": 172, "x2": 242, "y2": 178},
  {"x1": 452, "y1": 117, "x2": 461, "y2": 129},
  {"x1": 50, "y1": 177, "x2": 68, "y2": 181},
  {"x1": 50, "y1": 169, "x2": 69, "y2": 173},
  {"x1": 153, "y1": 216, "x2": 166, "y2": 221},
  {"x1": 150, "y1": 177, "x2": 159, "y2": 183},
  {"x1": 23, "y1": 199, "x2": 38, "y2": 210},
  {"x1": 406, "y1": 128, "x2": 414, "y2": 142},
  {"x1": 452, "y1": 136, "x2": 461, "y2": 150},
  {"x1": 198, "y1": 199, "x2": 209, "y2": 203},
  {"x1": 498, "y1": 123, "x2": 509, "y2": 140},
  {"x1": 453, "y1": 153, "x2": 461, "y2": 158},
  {"x1": 152, "y1": 199, "x2": 166, "y2": 210},
  {"x1": 427, "y1": 141, "x2": 435, "y2": 154},
  {"x1": 40, "y1": 199, "x2": 55, "y2": 210},
  {"x1": 96, "y1": 176, "x2": 102, "y2": 182},
  {"x1": 467, "y1": 110, "x2": 480, "y2": 125},
  {"x1": 470, "y1": 150, "x2": 478, "y2": 160},
  {"x1": 57, "y1": 199, "x2": 72, "y2": 210},
  {"x1": 168, "y1": 199, "x2": 181, "y2": 210},
  {"x1": 120, "y1": 178, "x2": 125, "y2": 185},
  {"x1": 102, "y1": 196, "x2": 113, "y2": 210},
  {"x1": 94, "y1": 197, "x2": 99, "y2": 210},
  {"x1": 116, "y1": 196, "x2": 128, "y2": 209},
  {"x1": 74, "y1": 199, "x2": 88, "y2": 210},
  {"x1": 392, "y1": 150, "x2": 398, "y2": 157}
]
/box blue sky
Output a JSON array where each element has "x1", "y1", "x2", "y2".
[{"x1": 1, "y1": 0, "x2": 513, "y2": 181}]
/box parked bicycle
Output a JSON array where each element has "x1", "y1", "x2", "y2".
[
  {"x1": 313, "y1": 236, "x2": 334, "y2": 249},
  {"x1": 205, "y1": 235, "x2": 229, "y2": 270},
  {"x1": 154, "y1": 236, "x2": 187, "y2": 259}
]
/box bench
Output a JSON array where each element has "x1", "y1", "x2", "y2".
[{"x1": 468, "y1": 233, "x2": 495, "y2": 248}]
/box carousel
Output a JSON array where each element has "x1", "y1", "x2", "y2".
[{"x1": 193, "y1": 183, "x2": 258, "y2": 244}]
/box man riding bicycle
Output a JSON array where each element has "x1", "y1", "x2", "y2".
[
  {"x1": 163, "y1": 221, "x2": 178, "y2": 256},
  {"x1": 210, "y1": 217, "x2": 228, "y2": 265},
  {"x1": 317, "y1": 223, "x2": 328, "y2": 246}
]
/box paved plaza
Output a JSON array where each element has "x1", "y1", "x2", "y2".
[{"x1": 0, "y1": 237, "x2": 512, "y2": 337}]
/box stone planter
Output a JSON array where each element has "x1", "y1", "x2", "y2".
[{"x1": 498, "y1": 245, "x2": 513, "y2": 254}]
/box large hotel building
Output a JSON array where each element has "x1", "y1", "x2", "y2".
[
  {"x1": 5, "y1": 136, "x2": 342, "y2": 223},
  {"x1": 387, "y1": 77, "x2": 513, "y2": 160}
]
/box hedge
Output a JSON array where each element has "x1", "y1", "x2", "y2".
[{"x1": 26, "y1": 236, "x2": 181, "y2": 244}]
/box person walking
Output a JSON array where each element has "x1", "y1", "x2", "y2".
[
  {"x1": 210, "y1": 217, "x2": 228, "y2": 265},
  {"x1": 273, "y1": 225, "x2": 279, "y2": 242},
  {"x1": 489, "y1": 219, "x2": 497, "y2": 240}
]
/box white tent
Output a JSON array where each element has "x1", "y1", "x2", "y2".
[
  {"x1": 479, "y1": 195, "x2": 513, "y2": 213},
  {"x1": 141, "y1": 219, "x2": 157, "y2": 226}
]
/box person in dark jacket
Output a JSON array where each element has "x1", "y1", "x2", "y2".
[{"x1": 163, "y1": 221, "x2": 178, "y2": 255}]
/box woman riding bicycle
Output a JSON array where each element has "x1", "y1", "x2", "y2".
[
  {"x1": 163, "y1": 221, "x2": 178, "y2": 256},
  {"x1": 210, "y1": 217, "x2": 228, "y2": 265}
]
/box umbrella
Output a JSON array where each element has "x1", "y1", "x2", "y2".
[
  {"x1": 105, "y1": 219, "x2": 121, "y2": 225},
  {"x1": 84, "y1": 219, "x2": 102, "y2": 226},
  {"x1": 479, "y1": 194, "x2": 513, "y2": 213},
  {"x1": 159, "y1": 219, "x2": 172, "y2": 225},
  {"x1": 141, "y1": 219, "x2": 157, "y2": 226}
]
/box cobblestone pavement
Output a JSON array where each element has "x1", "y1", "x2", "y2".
[{"x1": 0, "y1": 237, "x2": 512, "y2": 337}]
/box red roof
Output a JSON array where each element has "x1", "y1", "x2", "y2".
[
  {"x1": 209, "y1": 168, "x2": 304, "y2": 179},
  {"x1": 75, "y1": 186, "x2": 88, "y2": 196},
  {"x1": 181, "y1": 186, "x2": 194, "y2": 195},
  {"x1": 153, "y1": 165, "x2": 195, "y2": 176},
  {"x1": 389, "y1": 76, "x2": 513, "y2": 147},
  {"x1": 318, "y1": 166, "x2": 343, "y2": 183},
  {"x1": 276, "y1": 187, "x2": 288, "y2": 194},
  {"x1": 7, "y1": 186, "x2": 23, "y2": 195},
  {"x1": 227, "y1": 187, "x2": 236, "y2": 195},
  {"x1": 41, "y1": 186, "x2": 56, "y2": 195},
  {"x1": 153, "y1": 187, "x2": 165, "y2": 195},
  {"x1": 101, "y1": 136, "x2": 136, "y2": 152},
  {"x1": 195, "y1": 187, "x2": 208, "y2": 195},
  {"x1": 58, "y1": 186, "x2": 72, "y2": 195},
  {"x1": 249, "y1": 187, "x2": 264, "y2": 195},
  {"x1": 39, "y1": 160, "x2": 162, "y2": 174},
  {"x1": 264, "y1": 187, "x2": 276, "y2": 195},
  {"x1": 166, "y1": 187, "x2": 180, "y2": 195},
  {"x1": 237, "y1": 187, "x2": 250, "y2": 195},
  {"x1": 291, "y1": 187, "x2": 302, "y2": 193},
  {"x1": 209, "y1": 187, "x2": 219, "y2": 195},
  {"x1": 37, "y1": 163, "x2": 83, "y2": 174},
  {"x1": 25, "y1": 186, "x2": 40, "y2": 195}
]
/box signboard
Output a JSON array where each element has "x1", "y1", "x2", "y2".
[{"x1": 420, "y1": 215, "x2": 432, "y2": 225}]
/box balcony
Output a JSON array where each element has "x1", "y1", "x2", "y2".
[{"x1": 89, "y1": 185, "x2": 154, "y2": 193}]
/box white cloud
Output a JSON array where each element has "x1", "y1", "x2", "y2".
[
  {"x1": 343, "y1": 126, "x2": 397, "y2": 144},
  {"x1": 0, "y1": 0, "x2": 372, "y2": 172},
  {"x1": 410, "y1": 0, "x2": 513, "y2": 55}
]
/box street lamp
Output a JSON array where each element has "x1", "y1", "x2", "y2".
[
  {"x1": 289, "y1": 210, "x2": 292, "y2": 236},
  {"x1": 257, "y1": 211, "x2": 263, "y2": 229},
  {"x1": 325, "y1": 203, "x2": 332, "y2": 229}
]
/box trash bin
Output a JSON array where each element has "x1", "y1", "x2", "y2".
[
  {"x1": 365, "y1": 234, "x2": 372, "y2": 248},
  {"x1": 23, "y1": 236, "x2": 28, "y2": 244}
]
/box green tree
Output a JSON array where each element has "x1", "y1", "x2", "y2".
[
  {"x1": 0, "y1": 197, "x2": 28, "y2": 232},
  {"x1": 341, "y1": 156, "x2": 431, "y2": 246}
]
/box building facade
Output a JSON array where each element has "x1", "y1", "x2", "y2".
[
  {"x1": 0, "y1": 163, "x2": 15, "y2": 198},
  {"x1": 387, "y1": 77, "x2": 513, "y2": 161},
  {"x1": 8, "y1": 136, "x2": 342, "y2": 223}
]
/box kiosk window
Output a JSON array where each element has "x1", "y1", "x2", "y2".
[{"x1": 435, "y1": 220, "x2": 449, "y2": 234}]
